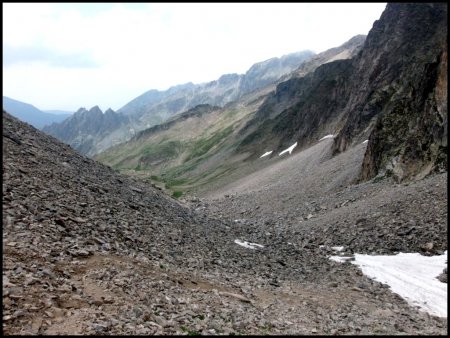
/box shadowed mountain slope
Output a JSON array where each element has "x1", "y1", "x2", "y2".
[{"x1": 237, "y1": 3, "x2": 447, "y2": 183}]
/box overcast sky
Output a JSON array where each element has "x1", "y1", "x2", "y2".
[{"x1": 3, "y1": 3, "x2": 387, "y2": 112}]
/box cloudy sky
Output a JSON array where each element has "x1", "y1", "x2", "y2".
[{"x1": 3, "y1": 3, "x2": 387, "y2": 112}]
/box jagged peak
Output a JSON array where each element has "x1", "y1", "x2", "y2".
[
  {"x1": 75, "y1": 107, "x2": 87, "y2": 114},
  {"x1": 88, "y1": 105, "x2": 103, "y2": 114}
]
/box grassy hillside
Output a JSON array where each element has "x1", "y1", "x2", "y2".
[{"x1": 95, "y1": 86, "x2": 275, "y2": 196}]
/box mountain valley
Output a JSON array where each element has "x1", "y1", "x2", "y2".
[
  {"x1": 3, "y1": 3, "x2": 448, "y2": 336},
  {"x1": 3, "y1": 109, "x2": 447, "y2": 335}
]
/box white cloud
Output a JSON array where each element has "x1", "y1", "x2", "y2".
[{"x1": 2, "y1": 3, "x2": 387, "y2": 111}]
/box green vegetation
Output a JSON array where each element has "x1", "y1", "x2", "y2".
[
  {"x1": 180, "y1": 326, "x2": 201, "y2": 336},
  {"x1": 172, "y1": 191, "x2": 183, "y2": 198},
  {"x1": 185, "y1": 125, "x2": 233, "y2": 162},
  {"x1": 141, "y1": 140, "x2": 184, "y2": 162},
  {"x1": 165, "y1": 178, "x2": 189, "y2": 188},
  {"x1": 225, "y1": 109, "x2": 239, "y2": 119}
]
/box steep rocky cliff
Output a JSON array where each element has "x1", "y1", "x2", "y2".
[
  {"x1": 238, "y1": 3, "x2": 447, "y2": 182},
  {"x1": 352, "y1": 3, "x2": 448, "y2": 181}
]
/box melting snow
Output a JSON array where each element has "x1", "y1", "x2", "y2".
[
  {"x1": 319, "y1": 134, "x2": 335, "y2": 141},
  {"x1": 329, "y1": 256, "x2": 352, "y2": 263},
  {"x1": 234, "y1": 239, "x2": 264, "y2": 250},
  {"x1": 362, "y1": 140, "x2": 368, "y2": 144},
  {"x1": 279, "y1": 142, "x2": 297, "y2": 156},
  {"x1": 260, "y1": 151, "x2": 273, "y2": 158},
  {"x1": 330, "y1": 251, "x2": 448, "y2": 318}
]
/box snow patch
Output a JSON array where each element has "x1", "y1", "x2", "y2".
[
  {"x1": 260, "y1": 151, "x2": 273, "y2": 158},
  {"x1": 234, "y1": 239, "x2": 264, "y2": 250},
  {"x1": 319, "y1": 134, "x2": 335, "y2": 141},
  {"x1": 331, "y1": 246, "x2": 344, "y2": 252},
  {"x1": 279, "y1": 142, "x2": 297, "y2": 156},
  {"x1": 329, "y1": 256, "x2": 352, "y2": 263},
  {"x1": 330, "y1": 251, "x2": 448, "y2": 318},
  {"x1": 362, "y1": 140, "x2": 368, "y2": 144}
]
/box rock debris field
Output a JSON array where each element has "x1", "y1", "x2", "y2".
[{"x1": 2, "y1": 111, "x2": 447, "y2": 335}]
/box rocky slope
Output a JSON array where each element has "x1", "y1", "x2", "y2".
[{"x1": 3, "y1": 110, "x2": 447, "y2": 335}]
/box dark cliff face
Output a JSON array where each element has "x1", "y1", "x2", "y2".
[
  {"x1": 236, "y1": 35, "x2": 367, "y2": 157},
  {"x1": 238, "y1": 59, "x2": 354, "y2": 157},
  {"x1": 334, "y1": 3, "x2": 447, "y2": 181},
  {"x1": 238, "y1": 3, "x2": 447, "y2": 182}
]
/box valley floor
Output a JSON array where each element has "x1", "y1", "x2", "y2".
[{"x1": 3, "y1": 113, "x2": 447, "y2": 335}]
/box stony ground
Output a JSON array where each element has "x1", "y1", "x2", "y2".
[{"x1": 3, "y1": 111, "x2": 447, "y2": 335}]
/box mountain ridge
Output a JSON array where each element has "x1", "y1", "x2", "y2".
[
  {"x1": 2, "y1": 96, "x2": 72, "y2": 129},
  {"x1": 43, "y1": 50, "x2": 315, "y2": 156}
]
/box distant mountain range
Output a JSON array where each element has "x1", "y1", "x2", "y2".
[
  {"x1": 94, "y1": 34, "x2": 369, "y2": 192},
  {"x1": 2, "y1": 96, "x2": 72, "y2": 129},
  {"x1": 43, "y1": 50, "x2": 316, "y2": 156},
  {"x1": 43, "y1": 106, "x2": 132, "y2": 155},
  {"x1": 96, "y1": 3, "x2": 447, "y2": 194},
  {"x1": 43, "y1": 109, "x2": 73, "y2": 115}
]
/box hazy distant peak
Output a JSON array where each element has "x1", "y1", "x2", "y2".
[
  {"x1": 88, "y1": 106, "x2": 103, "y2": 115},
  {"x1": 75, "y1": 107, "x2": 88, "y2": 114},
  {"x1": 167, "y1": 82, "x2": 196, "y2": 94},
  {"x1": 218, "y1": 73, "x2": 241, "y2": 85}
]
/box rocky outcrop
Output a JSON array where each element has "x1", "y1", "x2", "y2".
[
  {"x1": 237, "y1": 59, "x2": 354, "y2": 157},
  {"x1": 43, "y1": 106, "x2": 133, "y2": 156},
  {"x1": 238, "y1": 50, "x2": 315, "y2": 95},
  {"x1": 286, "y1": 34, "x2": 366, "y2": 80},
  {"x1": 237, "y1": 4, "x2": 447, "y2": 182},
  {"x1": 335, "y1": 3, "x2": 448, "y2": 182}
]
